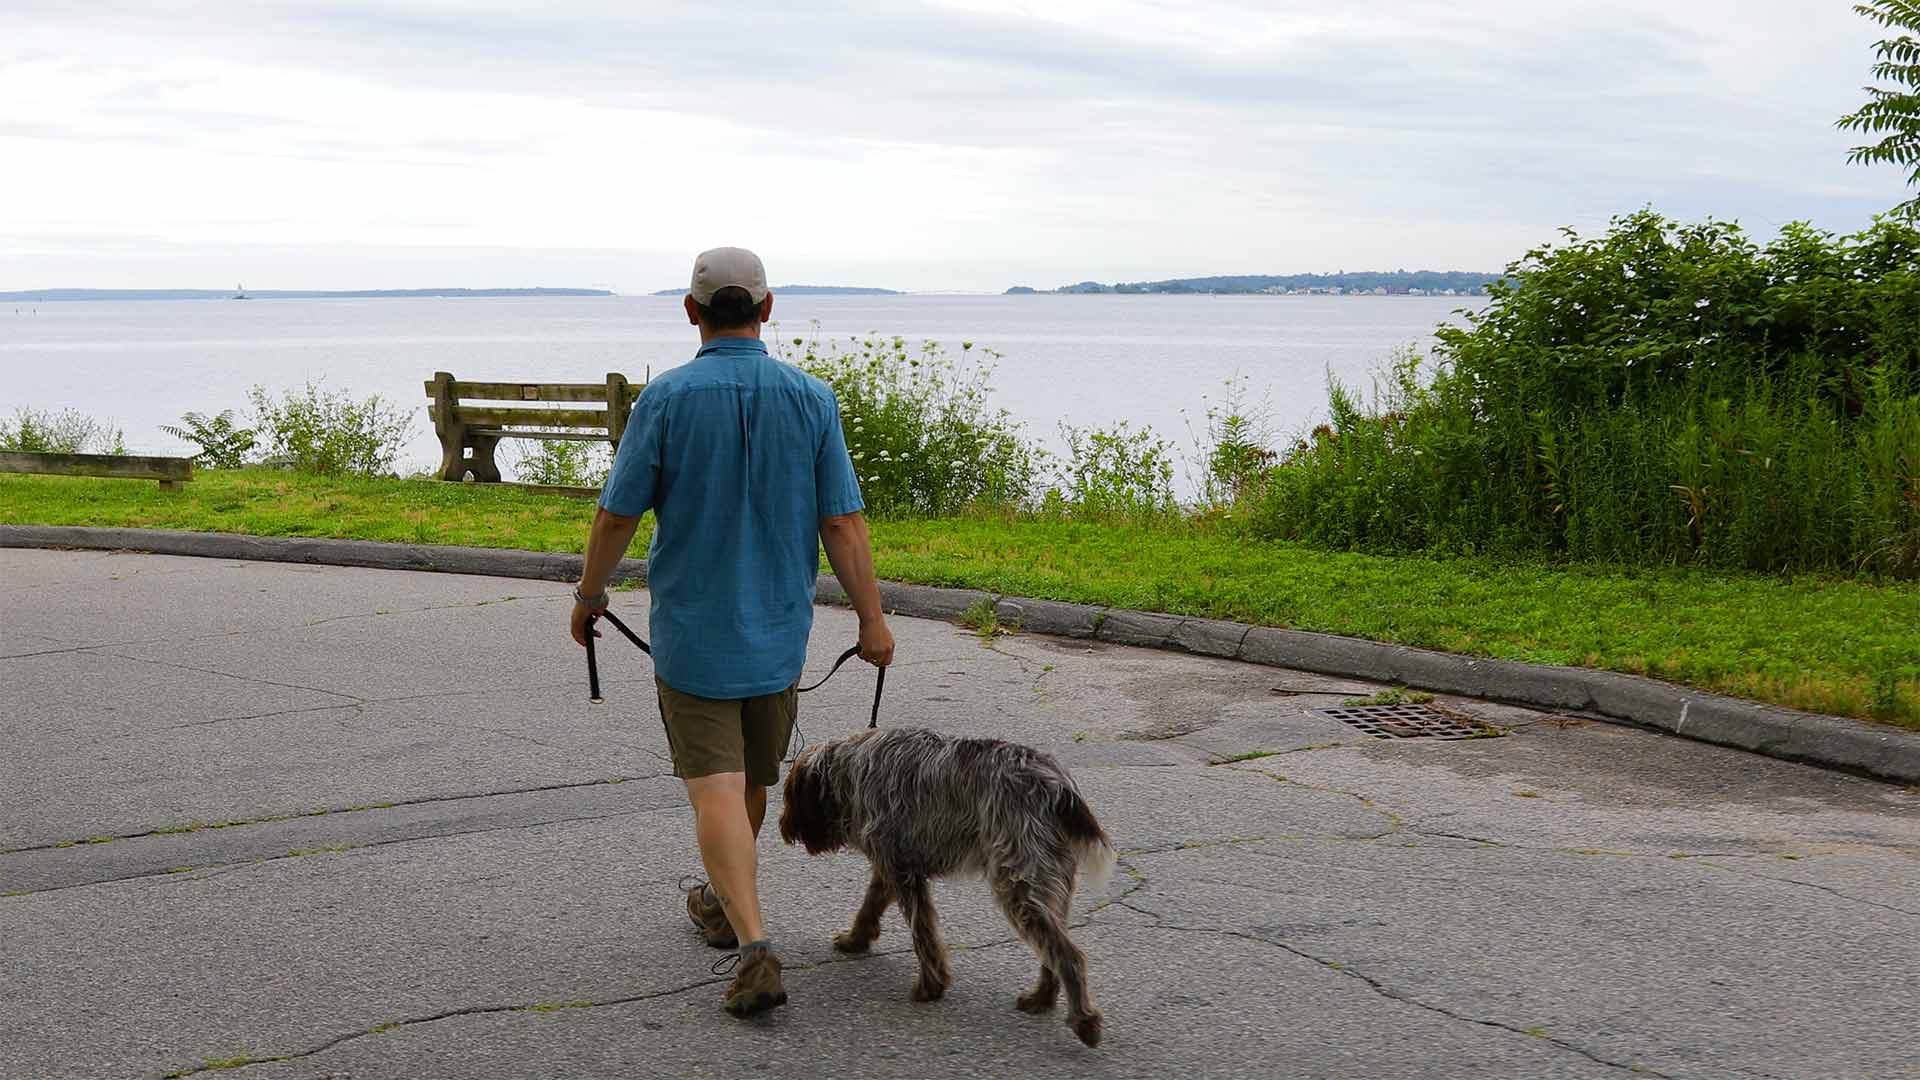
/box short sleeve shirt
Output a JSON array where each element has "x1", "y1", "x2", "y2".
[{"x1": 599, "y1": 337, "x2": 864, "y2": 699}]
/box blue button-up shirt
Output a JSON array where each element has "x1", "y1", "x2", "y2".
[{"x1": 599, "y1": 337, "x2": 864, "y2": 699}]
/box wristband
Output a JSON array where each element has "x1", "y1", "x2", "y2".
[{"x1": 574, "y1": 586, "x2": 609, "y2": 607}]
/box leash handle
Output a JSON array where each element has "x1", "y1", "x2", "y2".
[
  {"x1": 796, "y1": 645, "x2": 862, "y2": 692},
  {"x1": 585, "y1": 614, "x2": 603, "y2": 704},
  {"x1": 598, "y1": 609, "x2": 651, "y2": 654}
]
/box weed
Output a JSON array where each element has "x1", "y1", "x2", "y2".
[
  {"x1": 248, "y1": 381, "x2": 413, "y2": 477},
  {"x1": 163, "y1": 1055, "x2": 290, "y2": 1078},
  {"x1": 286, "y1": 844, "x2": 358, "y2": 857},
  {"x1": 0, "y1": 407, "x2": 125, "y2": 455},
  {"x1": 510, "y1": 439, "x2": 610, "y2": 487},
  {"x1": 779, "y1": 330, "x2": 1042, "y2": 516},
  {"x1": 160, "y1": 410, "x2": 255, "y2": 468},
  {"x1": 959, "y1": 598, "x2": 1005, "y2": 642},
  {"x1": 1221, "y1": 750, "x2": 1281, "y2": 763},
  {"x1": 1342, "y1": 688, "x2": 1434, "y2": 706},
  {"x1": 1056, "y1": 420, "x2": 1177, "y2": 522}
]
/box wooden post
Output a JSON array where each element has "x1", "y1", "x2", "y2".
[
  {"x1": 430, "y1": 371, "x2": 466, "y2": 481},
  {"x1": 605, "y1": 372, "x2": 630, "y2": 450}
]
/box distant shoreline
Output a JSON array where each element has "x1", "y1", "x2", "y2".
[{"x1": 0, "y1": 288, "x2": 614, "y2": 302}]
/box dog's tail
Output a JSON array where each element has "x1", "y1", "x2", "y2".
[{"x1": 1057, "y1": 782, "x2": 1116, "y2": 891}]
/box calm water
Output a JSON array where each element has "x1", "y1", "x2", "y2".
[{"x1": 0, "y1": 294, "x2": 1480, "y2": 484}]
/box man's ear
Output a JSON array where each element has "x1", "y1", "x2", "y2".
[
  {"x1": 759, "y1": 292, "x2": 774, "y2": 324},
  {"x1": 684, "y1": 294, "x2": 702, "y2": 326}
]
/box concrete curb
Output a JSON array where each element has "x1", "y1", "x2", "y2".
[{"x1": 6, "y1": 524, "x2": 1916, "y2": 785}]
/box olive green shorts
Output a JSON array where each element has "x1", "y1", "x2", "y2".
[{"x1": 654, "y1": 677, "x2": 798, "y2": 787}]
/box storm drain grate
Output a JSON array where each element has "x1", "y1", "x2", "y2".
[{"x1": 1311, "y1": 704, "x2": 1496, "y2": 740}]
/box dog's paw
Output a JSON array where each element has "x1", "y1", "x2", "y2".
[
  {"x1": 1015, "y1": 988, "x2": 1058, "y2": 1014},
  {"x1": 909, "y1": 977, "x2": 947, "y2": 1003},
  {"x1": 1071, "y1": 1010, "x2": 1103, "y2": 1048},
  {"x1": 831, "y1": 929, "x2": 874, "y2": 954}
]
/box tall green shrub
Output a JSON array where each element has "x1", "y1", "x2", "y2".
[
  {"x1": 1251, "y1": 212, "x2": 1920, "y2": 576},
  {"x1": 0, "y1": 408, "x2": 126, "y2": 455},
  {"x1": 783, "y1": 333, "x2": 1042, "y2": 517},
  {"x1": 248, "y1": 382, "x2": 414, "y2": 477}
]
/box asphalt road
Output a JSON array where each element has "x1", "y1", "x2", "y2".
[{"x1": 2, "y1": 548, "x2": 1915, "y2": 1080}]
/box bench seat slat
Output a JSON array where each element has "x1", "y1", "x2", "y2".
[
  {"x1": 422, "y1": 380, "x2": 638, "y2": 403},
  {"x1": 430, "y1": 406, "x2": 610, "y2": 429},
  {"x1": 467, "y1": 429, "x2": 607, "y2": 440}
]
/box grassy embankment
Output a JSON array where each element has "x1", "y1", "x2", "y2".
[{"x1": 3, "y1": 469, "x2": 1915, "y2": 728}]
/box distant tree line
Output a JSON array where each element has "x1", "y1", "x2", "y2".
[{"x1": 1025, "y1": 271, "x2": 1499, "y2": 295}]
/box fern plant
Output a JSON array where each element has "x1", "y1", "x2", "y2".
[
  {"x1": 160, "y1": 410, "x2": 256, "y2": 468},
  {"x1": 1839, "y1": 1, "x2": 1920, "y2": 218}
]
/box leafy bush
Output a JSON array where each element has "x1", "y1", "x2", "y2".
[
  {"x1": 0, "y1": 408, "x2": 125, "y2": 454},
  {"x1": 1249, "y1": 211, "x2": 1920, "y2": 576},
  {"x1": 1056, "y1": 421, "x2": 1177, "y2": 521},
  {"x1": 160, "y1": 410, "x2": 256, "y2": 468},
  {"x1": 247, "y1": 382, "x2": 414, "y2": 477},
  {"x1": 511, "y1": 439, "x2": 610, "y2": 487},
  {"x1": 783, "y1": 332, "x2": 1043, "y2": 517},
  {"x1": 1182, "y1": 376, "x2": 1276, "y2": 510}
]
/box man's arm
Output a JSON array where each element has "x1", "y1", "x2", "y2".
[
  {"x1": 819, "y1": 510, "x2": 894, "y2": 666},
  {"x1": 570, "y1": 506, "x2": 644, "y2": 647}
]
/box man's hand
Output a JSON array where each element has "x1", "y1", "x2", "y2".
[
  {"x1": 570, "y1": 587, "x2": 609, "y2": 648},
  {"x1": 858, "y1": 615, "x2": 895, "y2": 667}
]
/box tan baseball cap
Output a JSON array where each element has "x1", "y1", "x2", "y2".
[{"x1": 689, "y1": 246, "x2": 769, "y2": 304}]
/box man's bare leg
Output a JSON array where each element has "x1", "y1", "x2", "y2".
[
  {"x1": 746, "y1": 783, "x2": 767, "y2": 838},
  {"x1": 686, "y1": 772, "x2": 765, "y2": 945}
]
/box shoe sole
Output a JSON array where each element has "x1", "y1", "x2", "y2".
[{"x1": 724, "y1": 990, "x2": 788, "y2": 1017}]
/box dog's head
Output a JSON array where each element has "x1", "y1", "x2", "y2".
[{"x1": 779, "y1": 744, "x2": 845, "y2": 854}]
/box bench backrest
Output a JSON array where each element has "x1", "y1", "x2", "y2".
[{"x1": 425, "y1": 372, "x2": 643, "y2": 444}]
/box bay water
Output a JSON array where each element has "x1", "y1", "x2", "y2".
[{"x1": 1, "y1": 293, "x2": 1481, "y2": 490}]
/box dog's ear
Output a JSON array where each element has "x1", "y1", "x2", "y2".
[{"x1": 779, "y1": 751, "x2": 841, "y2": 854}]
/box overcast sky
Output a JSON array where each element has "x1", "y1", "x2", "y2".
[{"x1": 2, "y1": 0, "x2": 1912, "y2": 292}]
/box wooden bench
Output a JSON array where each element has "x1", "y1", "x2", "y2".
[
  {"x1": 0, "y1": 451, "x2": 193, "y2": 491},
  {"x1": 424, "y1": 372, "x2": 643, "y2": 482}
]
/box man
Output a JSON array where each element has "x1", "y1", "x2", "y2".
[{"x1": 569, "y1": 247, "x2": 895, "y2": 1017}]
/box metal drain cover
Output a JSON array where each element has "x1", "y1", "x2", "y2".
[{"x1": 1312, "y1": 703, "x2": 1495, "y2": 740}]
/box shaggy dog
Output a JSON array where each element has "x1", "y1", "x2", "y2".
[{"x1": 779, "y1": 727, "x2": 1115, "y2": 1047}]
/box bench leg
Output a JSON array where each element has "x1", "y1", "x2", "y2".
[
  {"x1": 158, "y1": 480, "x2": 183, "y2": 493},
  {"x1": 437, "y1": 425, "x2": 469, "y2": 481},
  {"x1": 467, "y1": 435, "x2": 503, "y2": 483}
]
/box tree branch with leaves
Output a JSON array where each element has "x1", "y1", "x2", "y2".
[{"x1": 1839, "y1": 1, "x2": 1920, "y2": 218}]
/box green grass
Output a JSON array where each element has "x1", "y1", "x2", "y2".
[{"x1": 4, "y1": 469, "x2": 1916, "y2": 727}]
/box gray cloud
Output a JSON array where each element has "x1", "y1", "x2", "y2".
[{"x1": 3, "y1": 0, "x2": 1912, "y2": 289}]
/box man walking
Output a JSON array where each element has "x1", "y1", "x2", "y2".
[{"x1": 569, "y1": 247, "x2": 894, "y2": 1017}]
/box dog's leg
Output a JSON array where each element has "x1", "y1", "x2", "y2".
[
  {"x1": 996, "y1": 875, "x2": 1060, "y2": 1015},
  {"x1": 1002, "y1": 879, "x2": 1101, "y2": 1047},
  {"x1": 895, "y1": 876, "x2": 951, "y2": 1002},
  {"x1": 833, "y1": 867, "x2": 893, "y2": 954}
]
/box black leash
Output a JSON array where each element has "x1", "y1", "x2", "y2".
[{"x1": 585, "y1": 608, "x2": 884, "y2": 729}]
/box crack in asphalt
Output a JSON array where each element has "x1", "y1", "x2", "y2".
[
  {"x1": 0, "y1": 593, "x2": 550, "y2": 667},
  {"x1": 1227, "y1": 763, "x2": 1408, "y2": 836},
  {"x1": 2, "y1": 806, "x2": 687, "y2": 899},
  {"x1": 1688, "y1": 858, "x2": 1920, "y2": 919},
  {"x1": 93, "y1": 649, "x2": 369, "y2": 705},
  {"x1": 1099, "y1": 899, "x2": 1674, "y2": 1079},
  {"x1": 0, "y1": 774, "x2": 671, "y2": 856},
  {"x1": 155, "y1": 935, "x2": 1038, "y2": 1077}
]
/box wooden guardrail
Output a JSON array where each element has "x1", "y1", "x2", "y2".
[
  {"x1": 0, "y1": 451, "x2": 194, "y2": 491},
  {"x1": 424, "y1": 372, "x2": 642, "y2": 482}
]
